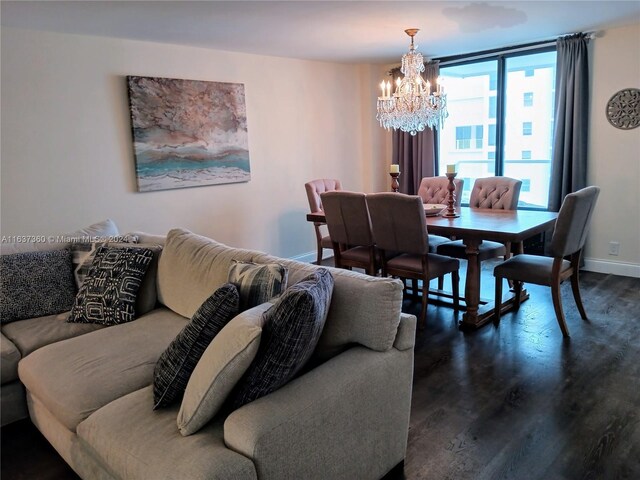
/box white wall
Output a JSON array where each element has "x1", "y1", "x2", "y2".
[
  {"x1": 1, "y1": 27, "x2": 381, "y2": 258},
  {"x1": 586, "y1": 22, "x2": 640, "y2": 276}
]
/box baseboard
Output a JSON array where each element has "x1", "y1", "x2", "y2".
[
  {"x1": 583, "y1": 258, "x2": 640, "y2": 278},
  {"x1": 289, "y1": 251, "x2": 333, "y2": 264}
]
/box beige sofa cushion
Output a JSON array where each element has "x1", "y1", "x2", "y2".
[
  {"x1": 177, "y1": 303, "x2": 268, "y2": 436},
  {"x1": 254, "y1": 254, "x2": 404, "y2": 359},
  {"x1": 77, "y1": 386, "x2": 257, "y2": 480},
  {"x1": 18, "y1": 308, "x2": 187, "y2": 431},
  {"x1": 1, "y1": 333, "x2": 21, "y2": 383},
  {"x1": 157, "y1": 229, "x2": 262, "y2": 319},
  {"x1": 2, "y1": 313, "x2": 104, "y2": 357}
]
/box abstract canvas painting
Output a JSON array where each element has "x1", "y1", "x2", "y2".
[{"x1": 127, "y1": 76, "x2": 250, "y2": 192}]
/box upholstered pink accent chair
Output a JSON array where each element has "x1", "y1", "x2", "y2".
[
  {"x1": 367, "y1": 192, "x2": 459, "y2": 328},
  {"x1": 417, "y1": 176, "x2": 465, "y2": 253},
  {"x1": 494, "y1": 186, "x2": 600, "y2": 337},
  {"x1": 320, "y1": 191, "x2": 378, "y2": 276},
  {"x1": 437, "y1": 176, "x2": 522, "y2": 262},
  {"x1": 305, "y1": 179, "x2": 342, "y2": 264}
]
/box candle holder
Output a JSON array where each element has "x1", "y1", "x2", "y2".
[
  {"x1": 442, "y1": 172, "x2": 460, "y2": 218},
  {"x1": 389, "y1": 172, "x2": 400, "y2": 193}
]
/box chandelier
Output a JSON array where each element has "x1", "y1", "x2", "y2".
[{"x1": 376, "y1": 29, "x2": 448, "y2": 135}]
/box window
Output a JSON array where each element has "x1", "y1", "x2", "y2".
[
  {"x1": 489, "y1": 72, "x2": 497, "y2": 90},
  {"x1": 524, "y1": 92, "x2": 533, "y2": 106},
  {"x1": 455, "y1": 125, "x2": 483, "y2": 149},
  {"x1": 489, "y1": 96, "x2": 497, "y2": 118},
  {"x1": 437, "y1": 49, "x2": 556, "y2": 209},
  {"x1": 488, "y1": 124, "x2": 496, "y2": 146},
  {"x1": 475, "y1": 126, "x2": 484, "y2": 148},
  {"x1": 456, "y1": 126, "x2": 471, "y2": 149}
]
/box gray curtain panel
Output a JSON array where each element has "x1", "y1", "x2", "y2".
[
  {"x1": 548, "y1": 33, "x2": 590, "y2": 212},
  {"x1": 391, "y1": 61, "x2": 439, "y2": 195}
]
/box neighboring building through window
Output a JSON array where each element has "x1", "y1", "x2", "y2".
[
  {"x1": 489, "y1": 96, "x2": 497, "y2": 118},
  {"x1": 437, "y1": 49, "x2": 556, "y2": 208},
  {"x1": 524, "y1": 92, "x2": 533, "y2": 106}
]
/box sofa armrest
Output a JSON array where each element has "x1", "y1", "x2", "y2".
[
  {"x1": 394, "y1": 313, "x2": 417, "y2": 351},
  {"x1": 224, "y1": 335, "x2": 415, "y2": 480}
]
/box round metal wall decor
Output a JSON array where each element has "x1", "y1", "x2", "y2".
[{"x1": 606, "y1": 88, "x2": 640, "y2": 130}]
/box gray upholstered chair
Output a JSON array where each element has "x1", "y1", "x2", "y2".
[
  {"x1": 305, "y1": 178, "x2": 342, "y2": 264},
  {"x1": 321, "y1": 191, "x2": 378, "y2": 276},
  {"x1": 417, "y1": 176, "x2": 465, "y2": 253},
  {"x1": 494, "y1": 186, "x2": 600, "y2": 337},
  {"x1": 367, "y1": 192, "x2": 460, "y2": 327},
  {"x1": 437, "y1": 176, "x2": 523, "y2": 261}
]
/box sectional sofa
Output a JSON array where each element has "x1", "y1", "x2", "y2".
[{"x1": 1, "y1": 221, "x2": 416, "y2": 479}]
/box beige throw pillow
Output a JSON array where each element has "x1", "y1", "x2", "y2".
[{"x1": 177, "y1": 302, "x2": 271, "y2": 436}]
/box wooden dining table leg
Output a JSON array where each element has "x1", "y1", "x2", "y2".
[{"x1": 461, "y1": 238, "x2": 482, "y2": 328}]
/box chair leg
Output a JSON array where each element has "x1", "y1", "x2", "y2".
[
  {"x1": 316, "y1": 243, "x2": 323, "y2": 265},
  {"x1": 551, "y1": 281, "x2": 570, "y2": 337},
  {"x1": 412, "y1": 279, "x2": 419, "y2": 299},
  {"x1": 570, "y1": 252, "x2": 588, "y2": 320},
  {"x1": 420, "y1": 277, "x2": 428, "y2": 328},
  {"x1": 437, "y1": 276, "x2": 444, "y2": 290},
  {"x1": 570, "y1": 272, "x2": 588, "y2": 320},
  {"x1": 452, "y1": 270, "x2": 459, "y2": 311},
  {"x1": 513, "y1": 281, "x2": 522, "y2": 311},
  {"x1": 494, "y1": 275, "x2": 503, "y2": 323},
  {"x1": 550, "y1": 258, "x2": 569, "y2": 337}
]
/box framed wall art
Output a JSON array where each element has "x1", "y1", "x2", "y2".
[{"x1": 127, "y1": 76, "x2": 251, "y2": 192}]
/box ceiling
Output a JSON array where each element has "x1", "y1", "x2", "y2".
[{"x1": 2, "y1": 1, "x2": 640, "y2": 63}]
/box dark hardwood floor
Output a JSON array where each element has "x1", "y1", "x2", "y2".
[{"x1": 2, "y1": 261, "x2": 639, "y2": 480}]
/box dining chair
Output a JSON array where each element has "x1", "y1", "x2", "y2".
[
  {"x1": 367, "y1": 192, "x2": 460, "y2": 327},
  {"x1": 305, "y1": 178, "x2": 342, "y2": 264},
  {"x1": 437, "y1": 176, "x2": 523, "y2": 262},
  {"x1": 417, "y1": 176, "x2": 465, "y2": 253},
  {"x1": 320, "y1": 191, "x2": 378, "y2": 276},
  {"x1": 494, "y1": 186, "x2": 600, "y2": 337}
]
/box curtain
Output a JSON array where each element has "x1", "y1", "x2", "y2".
[
  {"x1": 391, "y1": 61, "x2": 440, "y2": 194},
  {"x1": 548, "y1": 33, "x2": 590, "y2": 211}
]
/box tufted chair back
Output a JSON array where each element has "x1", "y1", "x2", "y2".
[
  {"x1": 469, "y1": 177, "x2": 522, "y2": 210},
  {"x1": 305, "y1": 179, "x2": 342, "y2": 216},
  {"x1": 417, "y1": 177, "x2": 464, "y2": 208}
]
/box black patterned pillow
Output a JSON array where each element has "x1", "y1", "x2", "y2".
[
  {"x1": 0, "y1": 249, "x2": 76, "y2": 324},
  {"x1": 67, "y1": 245, "x2": 153, "y2": 326},
  {"x1": 153, "y1": 283, "x2": 240, "y2": 409},
  {"x1": 230, "y1": 268, "x2": 334, "y2": 409},
  {"x1": 71, "y1": 236, "x2": 139, "y2": 288},
  {"x1": 228, "y1": 261, "x2": 288, "y2": 312}
]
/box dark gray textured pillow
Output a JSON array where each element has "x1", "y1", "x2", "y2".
[
  {"x1": 67, "y1": 245, "x2": 153, "y2": 326},
  {"x1": 230, "y1": 268, "x2": 334, "y2": 409},
  {"x1": 153, "y1": 283, "x2": 240, "y2": 409},
  {"x1": 0, "y1": 249, "x2": 76, "y2": 324},
  {"x1": 228, "y1": 261, "x2": 288, "y2": 312}
]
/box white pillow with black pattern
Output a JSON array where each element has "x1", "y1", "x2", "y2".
[{"x1": 228, "y1": 261, "x2": 288, "y2": 312}]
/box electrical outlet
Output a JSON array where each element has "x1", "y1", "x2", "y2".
[{"x1": 608, "y1": 241, "x2": 620, "y2": 256}]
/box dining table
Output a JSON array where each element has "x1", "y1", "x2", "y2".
[{"x1": 306, "y1": 206, "x2": 558, "y2": 330}]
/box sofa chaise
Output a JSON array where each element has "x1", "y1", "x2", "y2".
[{"x1": 1, "y1": 222, "x2": 416, "y2": 479}]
